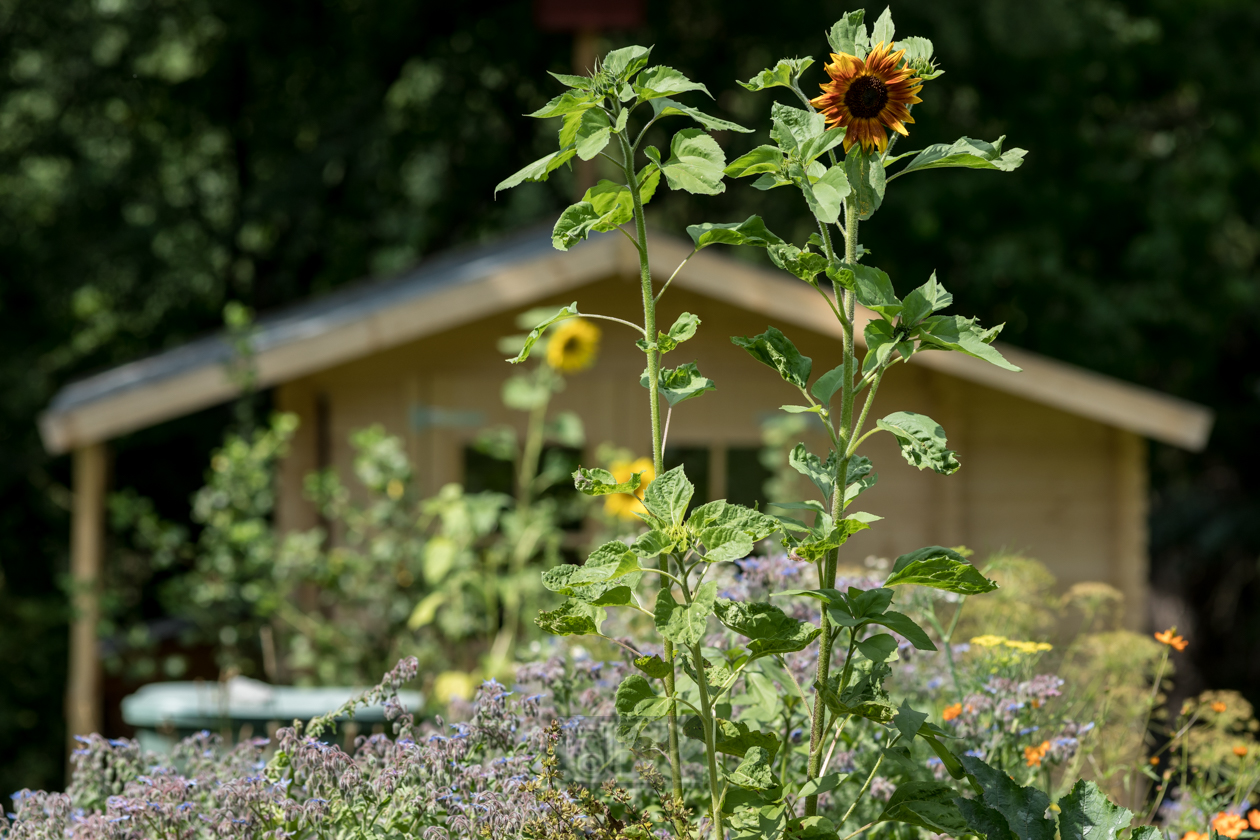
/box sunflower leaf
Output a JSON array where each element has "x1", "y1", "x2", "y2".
[
  {"x1": 793, "y1": 162, "x2": 850, "y2": 225},
  {"x1": 536, "y1": 599, "x2": 605, "y2": 636},
  {"x1": 900, "y1": 272, "x2": 952, "y2": 326},
  {"x1": 650, "y1": 97, "x2": 752, "y2": 133},
  {"x1": 640, "y1": 362, "x2": 716, "y2": 406},
  {"x1": 654, "y1": 581, "x2": 717, "y2": 646},
  {"x1": 652, "y1": 129, "x2": 728, "y2": 195},
  {"x1": 725, "y1": 145, "x2": 784, "y2": 179},
  {"x1": 768, "y1": 244, "x2": 829, "y2": 283},
  {"x1": 547, "y1": 71, "x2": 592, "y2": 90},
  {"x1": 770, "y1": 102, "x2": 825, "y2": 154},
  {"x1": 891, "y1": 136, "x2": 1027, "y2": 180},
  {"x1": 572, "y1": 108, "x2": 612, "y2": 161},
  {"x1": 846, "y1": 263, "x2": 901, "y2": 317},
  {"x1": 731, "y1": 327, "x2": 812, "y2": 389},
  {"x1": 528, "y1": 91, "x2": 598, "y2": 118},
  {"x1": 845, "y1": 147, "x2": 886, "y2": 220},
  {"x1": 615, "y1": 674, "x2": 672, "y2": 718},
  {"x1": 495, "y1": 147, "x2": 577, "y2": 195},
  {"x1": 573, "y1": 467, "x2": 642, "y2": 497},
  {"x1": 740, "y1": 57, "x2": 816, "y2": 92},
  {"x1": 916, "y1": 315, "x2": 1021, "y2": 371},
  {"x1": 603, "y1": 45, "x2": 653, "y2": 81},
  {"x1": 687, "y1": 216, "x2": 785, "y2": 250},
  {"x1": 828, "y1": 10, "x2": 869, "y2": 59},
  {"x1": 871, "y1": 6, "x2": 895, "y2": 47},
  {"x1": 635, "y1": 65, "x2": 712, "y2": 100},
  {"x1": 507, "y1": 302, "x2": 577, "y2": 363},
  {"x1": 876, "y1": 411, "x2": 960, "y2": 475}
]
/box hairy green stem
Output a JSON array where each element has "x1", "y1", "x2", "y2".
[
  {"x1": 618, "y1": 127, "x2": 685, "y2": 809},
  {"x1": 691, "y1": 642, "x2": 727, "y2": 840},
  {"x1": 806, "y1": 193, "x2": 861, "y2": 817}
]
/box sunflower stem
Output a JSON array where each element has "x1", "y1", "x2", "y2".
[{"x1": 616, "y1": 125, "x2": 686, "y2": 816}]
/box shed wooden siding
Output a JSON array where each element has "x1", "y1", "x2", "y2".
[{"x1": 275, "y1": 272, "x2": 1148, "y2": 627}]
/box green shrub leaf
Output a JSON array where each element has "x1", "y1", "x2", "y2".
[
  {"x1": 649, "y1": 97, "x2": 752, "y2": 134},
  {"x1": 654, "y1": 581, "x2": 717, "y2": 645},
  {"x1": 495, "y1": 146, "x2": 578, "y2": 195},
  {"x1": 828, "y1": 10, "x2": 869, "y2": 58},
  {"x1": 683, "y1": 716, "x2": 781, "y2": 759},
  {"x1": 634, "y1": 65, "x2": 711, "y2": 101},
  {"x1": 615, "y1": 673, "x2": 672, "y2": 718},
  {"x1": 572, "y1": 466, "x2": 641, "y2": 496},
  {"x1": 641, "y1": 362, "x2": 717, "y2": 406},
  {"x1": 633, "y1": 654, "x2": 672, "y2": 679},
  {"x1": 506, "y1": 302, "x2": 577, "y2": 363},
  {"x1": 959, "y1": 754, "x2": 1056, "y2": 840},
  {"x1": 739, "y1": 57, "x2": 815, "y2": 92},
  {"x1": 642, "y1": 464, "x2": 694, "y2": 524},
  {"x1": 536, "y1": 599, "x2": 605, "y2": 636},
  {"x1": 687, "y1": 216, "x2": 785, "y2": 249},
  {"x1": 885, "y1": 546, "x2": 998, "y2": 595},
  {"x1": 892, "y1": 136, "x2": 1027, "y2": 179},
  {"x1": 880, "y1": 781, "x2": 970, "y2": 835},
  {"x1": 1058, "y1": 779, "x2": 1134, "y2": 840},
  {"x1": 917, "y1": 314, "x2": 1021, "y2": 371},
  {"x1": 714, "y1": 599, "x2": 820, "y2": 656},
  {"x1": 649, "y1": 128, "x2": 728, "y2": 195}
]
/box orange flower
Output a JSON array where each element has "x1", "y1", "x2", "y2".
[
  {"x1": 1182, "y1": 832, "x2": 1205, "y2": 840},
  {"x1": 1212, "y1": 812, "x2": 1247, "y2": 839},
  {"x1": 1213, "y1": 701, "x2": 1228, "y2": 713},
  {"x1": 1149, "y1": 756, "x2": 1160, "y2": 766},
  {"x1": 1154, "y1": 628, "x2": 1189, "y2": 651},
  {"x1": 809, "y1": 41, "x2": 923, "y2": 154},
  {"x1": 1234, "y1": 745, "x2": 1248, "y2": 757},
  {"x1": 1247, "y1": 810, "x2": 1260, "y2": 830},
  {"x1": 1024, "y1": 740, "x2": 1051, "y2": 767},
  {"x1": 943, "y1": 703, "x2": 963, "y2": 721}
]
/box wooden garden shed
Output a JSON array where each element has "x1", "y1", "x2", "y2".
[{"x1": 40, "y1": 225, "x2": 1214, "y2": 744}]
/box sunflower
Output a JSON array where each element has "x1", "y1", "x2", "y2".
[
  {"x1": 546, "y1": 318, "x2": 601, "y2": 373},
  {"x1": 604, "y1": 457, "x2": 654, "y2": 521},
  {"x1": 810, "y1": 41, "x2": 923, "y2": 154}
]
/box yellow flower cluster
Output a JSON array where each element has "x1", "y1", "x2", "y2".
[{"x1": 969, "y1": 635, "x2": 1052, "y2": 654}]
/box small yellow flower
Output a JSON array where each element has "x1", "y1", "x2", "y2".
[
  {"x1": 969, "y1": 635, "x2": 1007, "y2": 648},
  {"x1": 603, "y1": 457, "x2": 654, "y2": 521},
  {"x1": 386, "y1": 478, "x2": 405, "y2": 500},
  {"x1": 546, "y1": 318, "x2": 600, "y2": 373},
  {"x1": 433, "y1": 671, "x2": 477, "y2": 705}
]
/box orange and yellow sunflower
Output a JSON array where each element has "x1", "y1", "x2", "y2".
[{"x1": 810, "y1": 41, "x2": 923, "y2": 154}]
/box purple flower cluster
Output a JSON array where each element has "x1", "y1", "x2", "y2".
[{"x1": 2, "y1": 658, "x2": 570, "y2": 840}]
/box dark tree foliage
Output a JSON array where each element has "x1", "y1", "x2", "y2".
[{"x1": 0, "y1": 0, "x2": 1257, "y2": 791}]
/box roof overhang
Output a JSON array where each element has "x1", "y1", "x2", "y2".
[{"x1": 40, "y1": 227, "x2": 1214, "y2": 454}]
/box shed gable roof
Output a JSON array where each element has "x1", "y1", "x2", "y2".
[{"x1": 40, "y1": 227, "x2": 1214, "y2": 454}]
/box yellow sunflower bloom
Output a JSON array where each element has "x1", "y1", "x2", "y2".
[
  {"x1": 810, "y1": 41, "x2": 923, "y2": 154},
  {"x1": 546, "y1": 318, "x2": 601, "y2": 373},
  {"x1": 604, "y1": 457, "x2": 654, "y2": 521}
]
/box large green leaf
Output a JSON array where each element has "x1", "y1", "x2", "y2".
[
  {"x1": 506, "y1": 302, "x2": 577, "y2": 363},
  {"x1": 653, "y1": 311, "x2": 699, "y2": 352},
  {"x1": 494, "y1": 146, "x2": 577, "y2": 195},
  {"x1": 870, "y1": 6, "x2": 895, "y2": 46},
  {"x1": 956, "y1": 798, "x2": 1017, "y2": 840},
  {"x1": 871, "y1": 611, "x2": 937, "y2": 651},
  {"x1": 918, "y1": 314, "x2": 1021, "y2": 371},
  {"x1": 631, "y1": 529, "x2": 676, "y2": 559},
  {"x1": 647, "y1": 128, "x2": 727, "y2": 195},
  {"x1": 892, "y1": 136, "x2": 1027, "y2": 180},
  {"x1": 642, "y1": 464, "x2": 693, "y2": 524},
  {"x1": 810, "y1": 364, "x2": 845, "y2": 404},
  {"x1": 714, "y1": 599, "x2": 820, "y2": 657},
  {"x1": 603, "y1": 45, "x2": 653, "y2": 80},
  {"x1": 876, "y1": 411, "x2": 960, "y2": 475},
  {"x1": 527, "y1": 91, "x2": 597, "y2": 118},
  {"x1": 789, "y1": 444, "x2": 836, "y2": 500},
  {"x1": 572, "y1": 466, "x2": 641, "y2": 496},
  {"x1": 900, "y1": 272, "x2": 952, "y2": 326},
  {"x1": 683, "y1": 716, "x2": 781, "y2": 759},
  {"x1": 558, "y1": 107, "x2": 613, "y2": 161},
  {"x1": 724, "y1": 145, "x2": 784, "y2": 179},
  {"x1": 642, "y1": 362, "x2": 716, "y2": 406},
  {"x1": 770, "y1": 102, "x2": 825, "y2": 153},
  {"x1": 885, "y1": 546, "x2": 998, "y2": 595},
  {"x1": 1058, "y1": 780, "x2": 1134, "y2": 840},
  {"x1": 767, "y1": 244, "x2": 829, "y2": 283},
  {"x1": 551, "y1": 201, "x2": 603, "y2": 251},
  {"x1": 698, "y1": 526, "x2": 755, "y2": 563},
  {"x1": 960, "y1": 754, "x2": 1056, "y2": 840},
  {"x1": 849, "y1": 264, "x2": 901, "y2": 317},
  {"x1": 687, "y1": 216, "x2": 785, "y2": 249},
  {"x1": 739, "y1": 57, "x2": 815, "y2": 92},
  {"x1": 634, "y1": 65, "x2": 711, "y2": 100},
  {"x1": 615, "y1": 673, "x2": 672, "y2": 718},
  {"x1": 688, "y1": 500, "x2": 781, "y2": 541},
  {"x1": 880, "y1": 782, "x2": 970, "y2": 835},
  {"x1": 731, "y1": 327, "x2": 812, "y2": 389},
  {"x1": 654, "y1": 581, "x2": 717, "y2": 646},
  {"x1": 536, "y1": 599, "x2": 605, "y2": 636},
  {"x1": 827, "y1": 10, "x2": 869, "y2": 59},
  {"x1": 799, "y1": 129, "x2": 848, "y2": 166},
  {"x1": 541, "y1": 544, "x2": 643, "y2": 605},
  {"x1": 730, "y1": 746, "x2": 778, "y2": 790},
  {"x1": 793, "y1": 520, "x2": 869, "y2": 563},
  {"x1": 845, "y1": 146, "x2": 886, "y2": 220},
  {"x1": 649, "y1": 97, "x2": 752, "y2": 133},
  {"x1": 794, "y1": 162, "x2": 850, "y2": 225}
]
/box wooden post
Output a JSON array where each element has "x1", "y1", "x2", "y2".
[{"x1": 66, "y1": 442, "x2": 107, "y2": 749}]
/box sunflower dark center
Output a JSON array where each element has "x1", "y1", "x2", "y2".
[
  {"x1": 563, "y1": 337, "x2": 581, "y2": 354},
  {"x1": 844, "y1": 75, "x2": 889, "y2": 119}
]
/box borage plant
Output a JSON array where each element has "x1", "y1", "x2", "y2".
[{"x1": 499, "y1": 9, "x2": 1151, "y2": 840}]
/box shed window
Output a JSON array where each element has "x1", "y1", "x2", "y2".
[{"x1": 725, "y1": 447, "x2": 772, "y2": 509}]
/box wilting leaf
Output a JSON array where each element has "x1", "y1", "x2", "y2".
[{"x1": 876, "y1": 411, "x2": 960, "y2": 475}]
